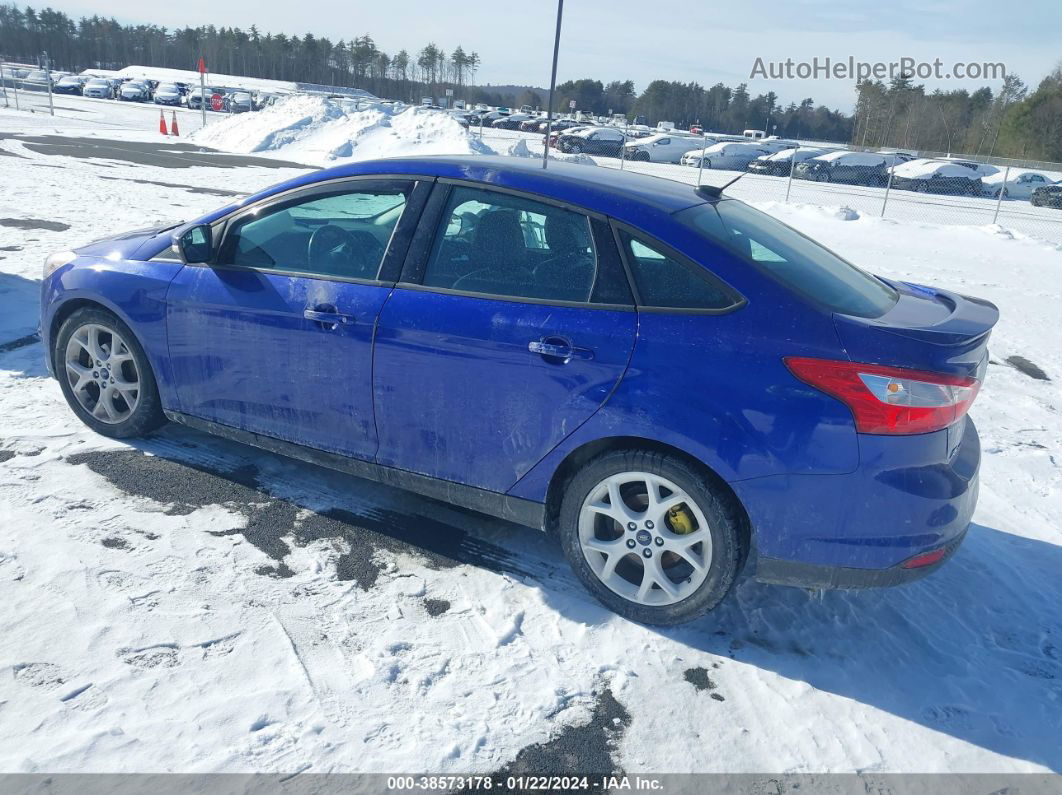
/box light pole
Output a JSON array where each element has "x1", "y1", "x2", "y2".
[{"x1": 542, "y1": 0, "x2": 564, "y2": 170}]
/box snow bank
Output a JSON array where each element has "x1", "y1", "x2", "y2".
[{"x1": 192, "y1": 95, "x2": 493, "y2": 165}]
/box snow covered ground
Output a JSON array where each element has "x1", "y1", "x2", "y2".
[{"x1": 1, "y1": 103, "x2": 1061, "y2": 776}]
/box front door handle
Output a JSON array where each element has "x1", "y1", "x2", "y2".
[
  {"x1": 528, "y1": 337, "x2": 594, "y2": 363},
  {"x1": 304, "y1": 306, "x2": 355, "y2": 329}
]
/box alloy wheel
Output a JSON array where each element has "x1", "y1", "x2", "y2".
[
  {"x1": 64, "y1": 323, "x2": 141, "y2": 424},
  {"x1": 578, "y1": 471, "x2": 713, "y2": 606}
]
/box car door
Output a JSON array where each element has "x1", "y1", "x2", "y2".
[
  {"x1": 165, "y1": 177, "x2": 428, "y2": 460},
  {"x1": 372, "y1": 182, "x2": 637, "y2": 493}
]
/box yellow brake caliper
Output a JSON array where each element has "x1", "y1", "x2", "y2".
[{"x1": 666, "y1": 503, "x2": 696, "y2": 535}]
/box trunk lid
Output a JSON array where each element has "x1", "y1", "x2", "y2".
[{"x1": 833, "y1": 281, "x2": 999, "y2": 380}]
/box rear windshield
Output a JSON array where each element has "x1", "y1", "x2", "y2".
[{"x1": 676, "y1": 200, "x2": 898, "y2": 318}]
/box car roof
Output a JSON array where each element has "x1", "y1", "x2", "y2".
[{"x1": 237, "y1": 155, "x2": 712, "y2": 217}]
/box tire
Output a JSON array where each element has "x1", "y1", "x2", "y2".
[
  {"x1": 568, "y1": 143, "x2": 582, "y2": 154},
  {"x1": 557, "y1": 449, "x2": 746, "y2": 626},
  {"x1": 55, "y1": 307, "x2": 165, "y2": 438},
  {"x1": 635, "y1": 151, "x2": 651, "y2": 162},
  {"x1": 917, "y1": 181, "x2": 929, "y2": 193}
]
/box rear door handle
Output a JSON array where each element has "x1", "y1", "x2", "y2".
[
  {"x1": 304, "y1": 306, "x2": 355, "y2": 329},
  {"x1": 528, "y1": 337, "x2": 594, "y2": 363}
]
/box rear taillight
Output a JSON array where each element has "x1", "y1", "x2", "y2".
[{"x1": 784, "y1": 357, "x2": 981, "y2": 435}]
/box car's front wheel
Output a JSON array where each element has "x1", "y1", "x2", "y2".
[
  {"x1": 55, "y1": 307, "x2": 165, "y2": 438},
  {"x1": 557, "y1": 450, "x2": 745, "y2": 625}
]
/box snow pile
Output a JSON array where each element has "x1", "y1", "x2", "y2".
[
  {"x1": 192, "y1": 94, "x2": 349, "y2": 154},
  {"x1": 192, "y1": 95, "x2": 493, "y2": 165}
]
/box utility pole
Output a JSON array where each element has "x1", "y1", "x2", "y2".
[
  {"x1": 43, "y1": 50, "x2": 54, "y2": 116},
  {"x1": 542, "y1": 0, "x2": 564, "y2": 170},
  {"x1": 198, "y1": 56, "x2": 207, "y2": 128}
]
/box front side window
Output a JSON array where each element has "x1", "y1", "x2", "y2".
[
  {"x1": 618, "y1": 231, "x2": 738, "y2": 310},
  {"x1": 420, "y1": 186, "x2": 600, "y2": 303},
  {"x1": 676, "y1": 199, "x2": 898, "y2": 318},
  {"x1": 218, "y1": 184, "x2": 408, "y2": 280}
]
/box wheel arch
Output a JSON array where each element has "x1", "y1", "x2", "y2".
[
  {"x1": 542, "y1": 435, "x2": 752, "y2": 562},
  {"x1": 48, "y1": 296, "x2": 157, "y2": 385}
]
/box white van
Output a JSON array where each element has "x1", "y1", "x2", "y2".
[{"x1": 743, "y1": 129, "x2": 766, "y2": 140}]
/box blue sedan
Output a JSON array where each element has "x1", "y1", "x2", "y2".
[{"x1": 39, "y1": 156, "x2": 997, "y2": 624}]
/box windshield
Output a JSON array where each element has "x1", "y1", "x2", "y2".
[{"x1": 676, "y1": 200, "x2": 898, "y2": 318}]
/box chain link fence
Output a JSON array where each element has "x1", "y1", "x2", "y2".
[
  {"x1": 484, "y1": 122, "x2": 1062, "y2": 244},
  {"x1": 0, "y1": 60, "x2": 60, "y2": 116}
]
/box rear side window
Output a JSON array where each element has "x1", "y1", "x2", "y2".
[
  {"x1": 676, "y1": 200, "x2": 897, "y2": 318},
  {"x1": 421, "y1": 186, "x2": 602, "y2": 304},
  {"x1": 617, "y1": 230, "x2": 738, "y2": 310}
]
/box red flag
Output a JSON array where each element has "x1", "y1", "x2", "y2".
[{"x1": 197, "y1": 57, "x2": 206, "y2": 74}]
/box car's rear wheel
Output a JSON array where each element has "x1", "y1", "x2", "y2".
[
  {"x1": 557, "y1": 450, "x2": 745, "y2": 625},
  {"x1": 55, "y1": 308, "x2": 165, "y2": 438}
]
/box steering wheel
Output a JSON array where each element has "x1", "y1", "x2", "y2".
[{"x1": 307, "y1": 224, "x2": 373, "y2": 277}]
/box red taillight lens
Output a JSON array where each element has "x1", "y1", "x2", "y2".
[{"x1": 784, "y1": 357, "x2": 981, "y2": 435}]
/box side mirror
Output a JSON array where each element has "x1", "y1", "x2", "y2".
[{"x1": 174, "y1": 224, "x2": 212, "y2": 264}]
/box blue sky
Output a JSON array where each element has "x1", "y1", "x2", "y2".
[{"x1": 49, "y1": 0, "x2": 1061, "y2": 110}]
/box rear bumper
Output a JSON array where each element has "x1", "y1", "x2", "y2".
[
  {"x1": 755, "y1": 526, "x2": 968, "y2": 589},
  {"x1": 733, "y1": 416, "x2": 980, "y2": 590}
]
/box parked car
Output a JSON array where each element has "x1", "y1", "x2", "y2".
[
  {"x1": 747, "y1": 147, "x2": 835, "y2": 176},
  {"x1": 756, "y1": 138, "x2": 801, "y2": 153},
  {"x1": 888, "y1": 159, "x2": 984, "y2": 196},
  {"x1": 557, "y1": 126, "x2": 628, "y2": 157},
  {"x1": 228, "y1": 91, "x2": 254, "y2": 113},
  {"x1": 40, "y1": 156, "x2": 997, "y2": 625},
  {"x1": 491, "y1": 113, "x2": 533, "y2": 130},
  {"x1": 623, "y1": 133, "x2": 705, "y2": 163},
  {"x1": 549, "y1": 125, "x2": 590, "y2": 147},
  {"x1": 24, "y1": 69, "x2": 51, "y2": 85},
  {"x1": 188, "y1": 87, "x2": 227, "y2": 111},
  {"x1": 478, "y1": 110, "x2": 510, "y2": 126},
  {"x1": 680, "y1": 141, "x2": 770, "y2": 170},
  {"x1": 794, "y1": 150, "x2": 897, "y2": 186},
  {"x1": 82, "y1": 77, "x2": 115, "y2": 99},
  {"x1": 936, "y1": 156, "x2": 999, "y2": 177},
  {"x1": 118, "y1": 81, "x2": 151, "y2": 102},
  {"x1": 53, "y1": 75, "x2": 87, "y2": 95},
  {"x1": 982, "y1": 170, "x2": 1054, "y2": 199},
  {"x1": 1031, "y1": 182, "x2": 1062, "y2": 209},
  {"x1": 533, "y1": 118, "x2": 582, "y2": 135},
  {"x1": 152, "y1": 83, "x2": 183, "y2": 106}
]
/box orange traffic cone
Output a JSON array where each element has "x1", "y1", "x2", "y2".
[
  {"x1": 170, "y1": 111, "x2": 179, "y2": 137},
  {"x1": 159, "y1": 110, "x2": 168, "y2": 136}
]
